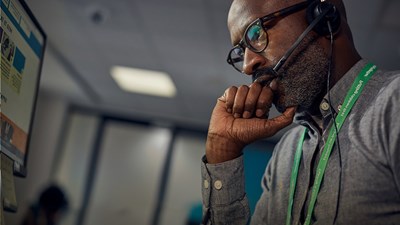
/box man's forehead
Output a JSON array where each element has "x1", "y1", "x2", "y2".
[
  {"x1": 227, "y1": 0, "x2": 289, "y2": 43},
  {"x1": 228, "y1": 0, "x2": 270, "y2": 27},
  {"x1": 228, "y1": 0, "x2": 299, "y2": 18}
]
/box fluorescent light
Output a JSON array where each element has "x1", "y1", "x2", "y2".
[{"x1": 111, "y1": 66, "x2": 177, "y2": 98}]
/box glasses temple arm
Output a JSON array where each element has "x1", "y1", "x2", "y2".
[{"x1": 262, "y1": 1, "x2": 308, "y2": 23}]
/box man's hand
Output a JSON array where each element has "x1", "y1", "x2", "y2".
[{"x1": 206, "y1": 82, "x2": 296, "y2": 164}]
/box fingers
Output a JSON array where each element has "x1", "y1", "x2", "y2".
[
  {"x1": 233, "y1": 85, "x2": 249, "y2": 118},
  {"x1": 243, "y1": 83, "x2": 262, "y2": 118},
  {"x1": 221, "y1": 83, "x2": 274, "y2": 119},
  {"x1": 219, "y1": 86, "x2": 238, "y2": 113},
  {"x1": 255, "y1": 86, "x2": 274, "y2": 118},
  {"x1": 229, "y1": 106, "x2": 297, "y2": 143},
  {"x1": 212, "y1": 89, "x2": 297, "y2": 148}
]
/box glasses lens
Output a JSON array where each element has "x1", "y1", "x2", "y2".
[
  {"x1": 245, "y1": 22, "x2": 268, "y2": 52},
  {"x1": 229, "y1": 46, "x2": 244, "y2": 72}
]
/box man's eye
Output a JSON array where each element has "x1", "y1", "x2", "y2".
[{"x1": 247, "y1": 25, "x2": 262, "y2": 41}]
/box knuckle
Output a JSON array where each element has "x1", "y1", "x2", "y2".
[
  {"x1": 250, "y1": 83, "x2": 263, "y2": 92},
  {"x1": 258, "y1": 98, "x2": 268, "y2": 106},
  {"x1": 233, "y1": 105, "x2": 243, "y2": 113},
  {"x1": 238, "y1": 85, "x2": 249, "y2": 92},
  {"x1": 225, "y1": 86, "x2": 237, "y2": 96},
  {"x1": 262, "y1": 86, "x2": 273, "y2": 95},
  {"x1": 250, "y1": 82, "x2": 262, "y2": 92},
  {"x1": 228, "y1": 86, "x2": 238, "y2": 92},
  {"x1": 245, "y1": 97, "x2": 256, "y2": 107},
  {"x1": 250, "y1": 82, "x2": 261, "y2": 88}
]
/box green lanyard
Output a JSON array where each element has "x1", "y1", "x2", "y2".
[{"x1": 285, "y1": 63, "x2": 377, "y2": 225}]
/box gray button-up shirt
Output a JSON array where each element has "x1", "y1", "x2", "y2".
[{"x1": 201, "y1": 60, "x2": 400, "y2": 225}]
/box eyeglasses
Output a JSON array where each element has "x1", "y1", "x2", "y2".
[{"x1": 226, "y1": 1, "x2": 309, "y2": 73}]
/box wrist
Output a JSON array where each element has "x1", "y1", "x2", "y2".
[{"x1": 205, "y1": 133, "x2": 244, "y2": 164}]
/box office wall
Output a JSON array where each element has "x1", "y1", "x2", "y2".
[
  {"x1": 160, "y1": 131, "x2": 205, "y2": 225},
  {"x1": 49, "y1": 114, "x2": 209, "y2": 225},
  {"x1": 53, "y1": 114, "x2": 275, "y2": 225},
  {"x1": 54, "y1": 112, "x2": 100, "y2": 225},
  {"x1": 84, "y1": 120, "x2": 172, "y2": 225},
  {"x1": 4, "y1": 99, "x2": 276, "y2": 225}
]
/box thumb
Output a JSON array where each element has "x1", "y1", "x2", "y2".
[{"x1": 258, "y1": 106, "x2": 297, "y2": 138}]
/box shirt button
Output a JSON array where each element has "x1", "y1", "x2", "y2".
[
  {"x1": 203, "y1": 180, "x2": 209, "y2": 189},
  {"x1": 320, "y1": 101, "x2": 330, "y2": 111},
  {"x1": 214, "y1": 180, "x2": 223, "y2": 190}
]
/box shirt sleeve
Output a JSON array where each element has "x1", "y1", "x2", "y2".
[
  {"x1": 385, "y1": 76, "x2": 400, "y2": 193},
  {"x1": 201, "y1": 155, "x2": 250, "y2": 225}
]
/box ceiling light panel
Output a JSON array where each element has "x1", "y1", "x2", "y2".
[{"x1": 111, "y1": 66, "x2": 177, "y2": 98}]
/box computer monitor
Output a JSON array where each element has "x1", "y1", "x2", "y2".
[{"x1": 1, "y1": 0, "x2": 46, "y2": 177}]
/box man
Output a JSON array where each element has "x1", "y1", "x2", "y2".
[{"x1": 201, "y1": 0, "x2": 400, "y2": 224}]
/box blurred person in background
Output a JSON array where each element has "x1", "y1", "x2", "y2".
[{"x1": 20, "y1": 185, "x2": 68, "y2": 225}]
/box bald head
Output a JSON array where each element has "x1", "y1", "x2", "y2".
[
  {"x1": 228, "y1": 0, "x2": 347, "y2": 24},
  {"x1": 228, "y1": 0, "x2": 351, "y2": 45}
]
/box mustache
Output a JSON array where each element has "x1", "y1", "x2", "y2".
[{"x1": 252, "y1": 67, "x2": 280, "y2": 86}]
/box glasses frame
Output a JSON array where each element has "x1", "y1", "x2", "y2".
[{"x1": 227, "y1": 1, "x2": 309, "y2": 72}]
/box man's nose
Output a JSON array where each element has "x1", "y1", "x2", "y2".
[{"x1": 242, "y1": 48, "x2": 267, "y2": 75}]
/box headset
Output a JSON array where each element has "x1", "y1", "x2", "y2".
[
  {"x1": 306, "y1": 0, "x2": 341, "y2": 36},
  {"x1": 273, "y1": 0, "x2": 341, "y2": 73}
]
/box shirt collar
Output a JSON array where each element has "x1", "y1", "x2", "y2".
[
  {"x1": 319, "y1": 59, "x2": 368, "y2": 118},
  {"x1": 294, "y1": 59, "x2": 368, "y2": 129}
]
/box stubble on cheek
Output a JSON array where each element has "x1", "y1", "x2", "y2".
[{"x1": 272, "y1": 40, "x2": 329, "y2": 112}]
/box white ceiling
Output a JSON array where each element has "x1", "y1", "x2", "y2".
[{"x1": 27, "y1": 0, "x2": 400, "y2": 140}]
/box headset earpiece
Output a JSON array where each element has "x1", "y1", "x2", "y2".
[{"x1": 306, "y1": 0, "x2": 341, "y2": 36}]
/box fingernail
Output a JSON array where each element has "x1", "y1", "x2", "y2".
[
  {"x1": 227, "y1": 108, "x2": 232, "y2": 113},
  {"x1": 284, "y1": 106, "x2": 297, "y2": 117},
  {"x1": 289, "y1": 106, "x2": 297, "y2": 113},
  {"x1": 234, "y1": 113, "x2": 241, "y2": 118},
  {"x1": 256, "y1": 109, "x2": 264, "y2": 117},
  {"x1": 243, "y1": 111, "x2": 251, "y2": 119},
  {"x1": 269, "y1": 79, "x2": 278, "y2": 91}
]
